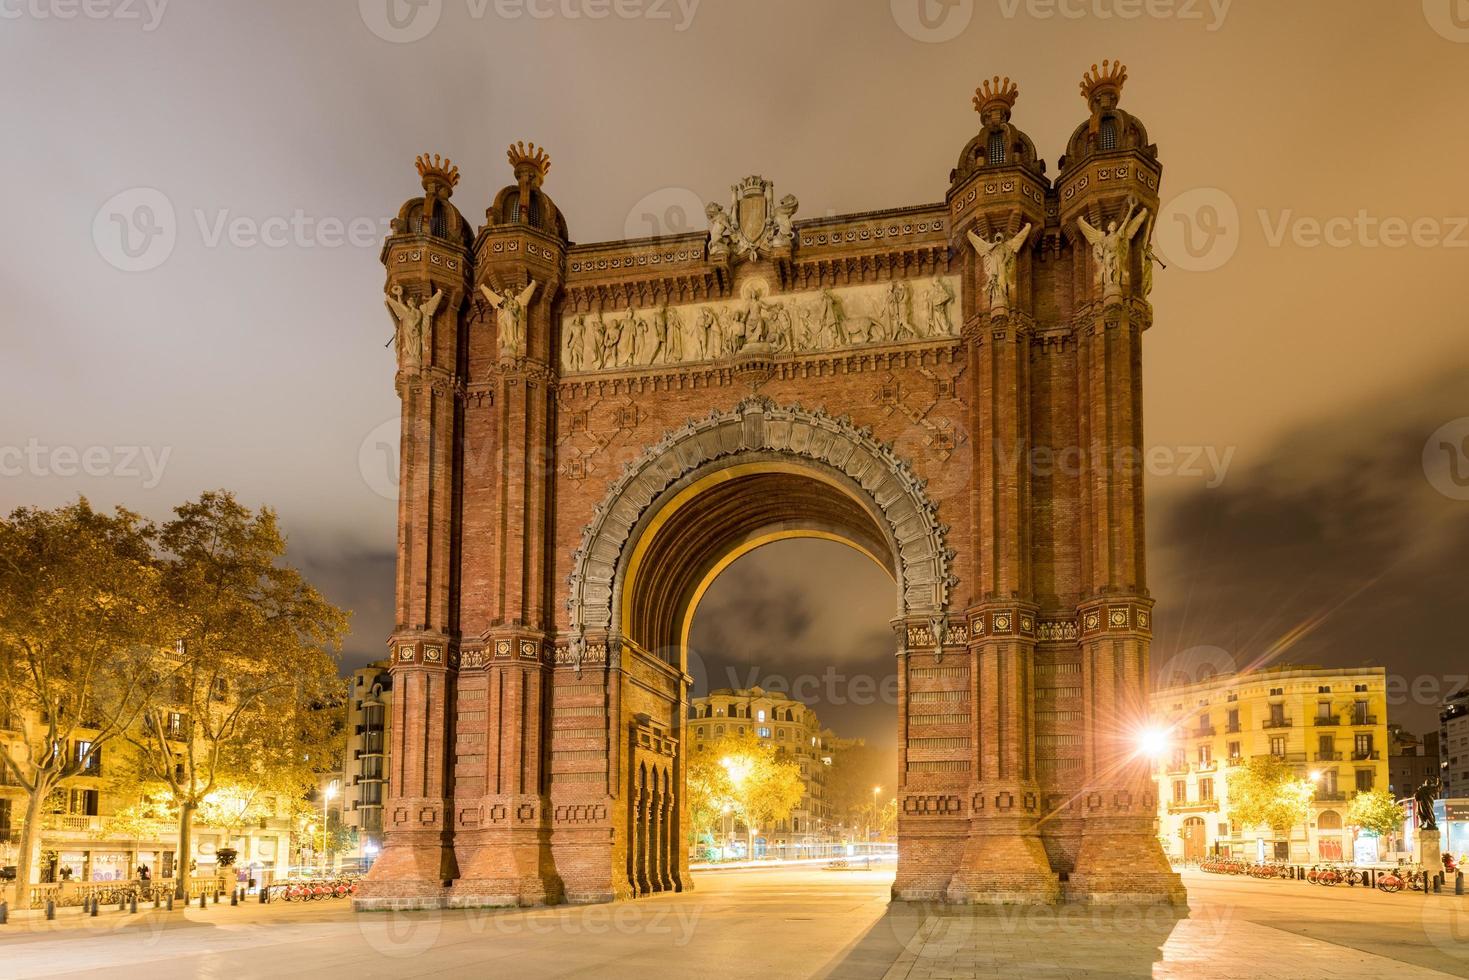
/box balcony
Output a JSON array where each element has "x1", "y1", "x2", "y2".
[
  {"x1": 1351, "y1": 715, "x2": 1379, "y2": 727},
  {"x1": 1315, "y1": 791, "x2": 1347, "y2": 802},
  {"x1": 1196, "y1": 761, "x2": 1218, "y2": 773},
  {"x1": 1225, "y1": 724, "x2": 1241, "y2": 734},
  {"x1": 1352, "y1": 750, "x2": 1380, "y2": 761},
  {"x1": 1192, "y1": 727, "x2": 1216, "y2": 738},
  {"x1": 1165, "y1": 762, "x2": 1190, "y2": 776},
  {"x1": 1315, "y1": 751, "x2": 1342, "y2": 761},
  {"x1": 1314, "y1": 715, "x2": 1340, "y2": 727},
  {"x1": 1167, "y1": 799, "x2": 1220, "y2": 814},
  {"x1": 1262, "y1": 718, "x2": 1293, "y2": 729}
]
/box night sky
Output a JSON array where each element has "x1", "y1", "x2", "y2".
[{"x1": 4, "y1": 3, "x2": 1466, "y2": 747}]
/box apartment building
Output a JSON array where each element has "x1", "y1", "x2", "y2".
[{"x1": 1151, "y1": 665, "x2": 1389, "y2": 864}]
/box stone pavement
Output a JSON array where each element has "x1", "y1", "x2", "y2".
[{"x1": 3, "y1": 867, "x2": 1469, "y2": 978}]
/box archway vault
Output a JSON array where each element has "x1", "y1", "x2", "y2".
[{"x1": 566, "y1": 396, "x2": 957, "y2": 658}]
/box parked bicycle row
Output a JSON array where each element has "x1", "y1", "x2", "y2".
[
  {"x1": 1199, "y1": 857, "x2": 1439, "y2": 894},
  {"x1": 265, "y1": 877, "x2": 360, "y2": 902}
]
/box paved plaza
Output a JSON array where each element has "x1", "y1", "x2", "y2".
[{"x1": 4, "y1": 868, "x2": 1469, "y2": 978}]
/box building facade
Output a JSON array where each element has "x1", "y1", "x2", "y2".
[
  {"x1": 1151, "y1": 665, "x2": 1389, "y2": 864},
  {"x1": 1440, "y1": 691, "x2": 1469, "y2": 797},
  {"x1": 344, "y1": 662, "x2": 392, "y2": 867},
  {"x1": 0, "y1": 708, "x2": 294, "y2": 886},
  {"x1": 687, "y1": 687, "x2": 832, "y2": 839},
  {"x1": 1389, "y1": 725, "x2": 1439, "y2": 798},
  {"x1": 359, "y1": 63, "x2": 1183, "y2": 909}
]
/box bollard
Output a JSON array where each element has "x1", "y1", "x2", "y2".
[
  {"x1": 0, "y1": 900, "x2": 8, "y2": 924},
  {"x1": 199, "y1": 893, "x2": 206, "y2": 910},
  {"x1": 259, "y1": 888, "x2": 267, "y2": 904},
  {"x1": 90, "y1": 897, "x2": 99, "y2": 917},
  {"x1": 46, "y1": 900, "x2": 55, "y2": 920},
  {"x1": 1458, "y1": 872, "x2": 1464, "y2": 896},
  {"x1": 1435, "y1": 875, "x2": 1443, "y2": 894},
  {"x1": 166, "y1": 893, "x2": 174, "y2": 911},
  {"x1": 118, "y1": 897, "x2": 126, "y2": 912},
  {"x1": 230, "y1": 889, "x2": 238, "y2": 907},
  {"x1": 154, "y1": 893, "x2": 160, "y2": 909},
  {"x1": 130, "y1": 894, "x2": 137, "y2": 914}
]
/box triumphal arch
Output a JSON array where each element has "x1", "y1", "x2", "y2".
[{"x1": 357, "y1": 62, "x2": 1184, "y2": 909}]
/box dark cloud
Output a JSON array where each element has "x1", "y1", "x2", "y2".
[{"x1": 1150, "y1": 361, "x2": 1469, "y2": 734}]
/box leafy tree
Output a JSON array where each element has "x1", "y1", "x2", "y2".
[
  {"x1": 825, "y1": 742, "x2": 895, "y2": 834},
  {"x1": 1225, "y1": 754, "x2": 1315, "y2": 835},
  {"x1": 698, "y1": 731, "x2": 803, "y2": 856},
  {"x1": 685, "y1": 744, "x2": 735, "y2": 852},
  {"x1": 1348, "y1": 788, "x2": 1405, "y2": 839},
  {"x1": 0, "y1": 500, "x2": 171, "y2": 903},
  {"x1": 126, "y1": 492, "x2": 347, "y2": 896}
]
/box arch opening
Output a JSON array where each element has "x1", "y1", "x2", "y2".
[{"x1": 618, "y1": 461, "x2": 902, "y2": 667}]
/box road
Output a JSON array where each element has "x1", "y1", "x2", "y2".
[{"x1": 3, "y1": 867, "x2": 1468, "y2": 978}]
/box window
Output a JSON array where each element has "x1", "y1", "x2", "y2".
[
  {"x1": 1099, "y1": 117, "x2": 1117, "y2": 150},
  {"x1": 1170, "y1": 748, "x2": 1187, "y2": 770},
  {"x1": 1355, "y1": 733, "x2": 1374, "y2": 759},
  {"x1": 714, "y1": 725, "x2": 724, "y2": 736},
  {"x1": 776, "y1": 728, "x2": 786, "y2": 740},
  {"x1": 757, "y1": 709, "x2": 766, "y2": 723},
  {"x1": 1353, "y1": 700, "x2": 1370, "y2": 725},
  {"x1": 757, "y1": 727, "x2": 771, "y2": 738},
  {"x1": 1322, "y1": 768, "x2": 1338, "y2": 794},
  {"x1": 1199, "y1": 778, "x2": 1214, "y2": 801},
  {"x1": 1355, "y1": 769, "x2": 1375, "y2": 792},
  {"x1": 1227, "y1": 741, "x2": 1241, "y2": 759},
  {"x1": 1197, "y1": 744, "x2": 1212, "y2": 767},
  {"x1": 1198, "y1": 712, "x2": 1211, "y2": 731},
  {"x1": 1317, "y1": 701, "x2": 1333, "y2": 719},
  {"x1": 1319, "y1": 734, "x2": 1335, "y2": 758},
  {"x1": 1355, "y1": 684, "x2": 1368, "y2": 693},
  {"x1": 987, "y1": 130, "x2": 1006, "y2": 164},
  {"x1": 1227, "y1": 708, "x2": 1240, "y2": 732},
  {"x1": 1270, "y1": 736, "x2": 1287, "y2": 757},
  {"x1": 1173, "y1": 780, "x2": 1187, "y2": 803},
  {"x1": 1269, "y1": 688, "x2": 1283, "y2": 697}
]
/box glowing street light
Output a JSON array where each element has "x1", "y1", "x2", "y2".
[{"x1": 1135, "y1": 725, "x2": 1171, "y2": 760}]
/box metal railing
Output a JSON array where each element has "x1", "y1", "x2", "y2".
[{"x1": 1314, "y1": 715, "x2": 1340, "y2": 726}]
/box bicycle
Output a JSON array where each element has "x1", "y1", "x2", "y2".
[{"x1": 1377, "y1": 868, "x2": 1406, "y2": 893}]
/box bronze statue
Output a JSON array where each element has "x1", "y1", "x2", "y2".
[{"x1": 1415, "y1": 777, "x2": 1442, "y2": 832}]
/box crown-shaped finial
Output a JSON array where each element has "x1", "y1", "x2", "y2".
[
  {"x1": 415, "y1": 153, "x2": 460, "y2": 194},
  {"x1": 507, "y1": 141, "x2": 551, "y2": 186},
  {"x1": 972, "y1": 75, "x2": 1019, "y2": 117},
  {"x1": 1079, "y1": 59, "x2": 1128, "y2": 105}
]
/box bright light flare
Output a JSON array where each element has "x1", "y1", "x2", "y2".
[{"x1": 1135, "y1": 725, "x2": 1171, "y2": 759}]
